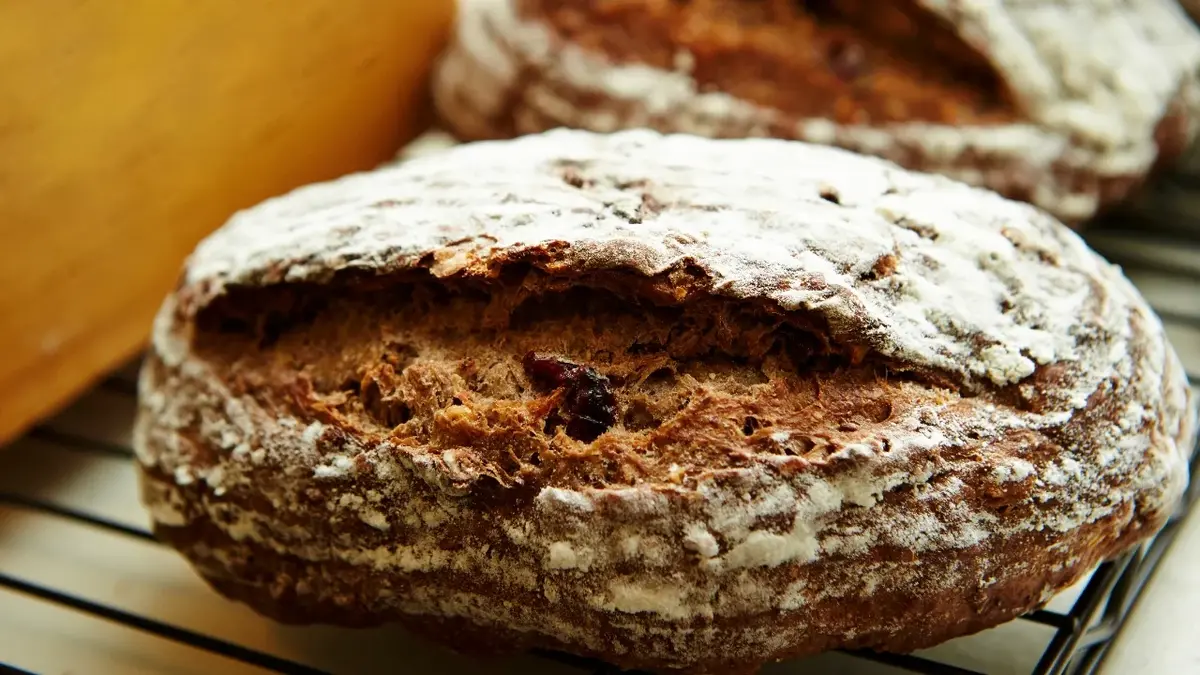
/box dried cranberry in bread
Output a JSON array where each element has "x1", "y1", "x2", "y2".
[
  {"x1": 135, "y1": 130, "x2": 1196, "y2": 674},
  {"x1": 432, "y1": 0, "x2": 1200, "y2": 225}
]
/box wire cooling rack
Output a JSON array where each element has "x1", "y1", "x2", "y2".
[{"x1": 0, "y1": 173, "x2": 1198, "y2": 675}]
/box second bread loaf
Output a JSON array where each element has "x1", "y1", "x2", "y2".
[{"x1": 433, "y1": 0, "x2": 1200, "y2": 224}]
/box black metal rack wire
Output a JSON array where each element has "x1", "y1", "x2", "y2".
[{"x1": 0, "y1": 174, "x2": 1198, "y2": 675}]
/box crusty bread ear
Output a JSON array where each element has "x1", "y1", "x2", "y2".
[{"x1": 432, "y1": 0, "x2": 1200, "y2": 224}]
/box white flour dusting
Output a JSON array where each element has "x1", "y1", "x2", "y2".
[
  {"x1": 134, "y1": 128, "x2": 1195, "y2": 664},
  {"x1": 434, "y1": 0, "x2": 1200, "y2": 222}
]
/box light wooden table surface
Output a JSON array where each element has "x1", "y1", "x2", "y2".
[{"x1": 0, "y1": 1, "x2": 454, "y2": 448}]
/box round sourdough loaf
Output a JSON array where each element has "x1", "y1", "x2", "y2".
[
  {"x1": 432, "y1": 0, "x2": 1200, "y2": 225},
  {"x1": 135, "y1": 130, "x2": 1195, "y2": 674}
]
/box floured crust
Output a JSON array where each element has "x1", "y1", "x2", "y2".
[
  {"x1": 135, "y1": 130, "x2": 1196, "y2": 674},
  {"x1": 431, "y1": 0, "x2": 1200, "y2": 224}
]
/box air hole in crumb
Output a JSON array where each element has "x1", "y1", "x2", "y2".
[
  {"x1": 529, "y1": 451, "x2": 542, "y2": 467},
  {"x1": 339, "y1": 377, "x2": 361, "y2": 394},
  {"x1": 627, "y1": 341, "x2": 663, "y2": 355},
  {"x1": 363, "y1": 378, "x2": 383, "y2": 412},
  {"x1": 602, "y1": 458, "x2": 623, "y2": 484},
  {"x1": 510, "y1": 287, "x2": 644, "y2": 332},
  {"x1": 260, "y1": 313, "x2": 291, "y2": 348},
  {"x1": 362, "y1": 377, "x2": 413, "y2": 428},
  {"x1": 784, "y1": 436, "x2": 819, "y2": 457},
  {"x1": 742, "y1": 416, "x2": 761, "y2": 436},
  {"x1": 451, "y1": 396, "x2": 464, "y2": 406},
  {"x1": 498, "y1": 451, "x2": 522, "y2": 477},
  {"x1": 866, "y1": 399, "x2": 893, "y2": 423},
  {"x1": 623, "y1": 401, "x2": 661, "y2": 432},
  {"x1": 387, "y1": 403, "x2": 412, "y2": 427},
  {"x1": 382, "y1": 341, "x2": 419, "y2": 370},
  {"x1": 642, "y1": 367, "x2": 677, "y2": 389},
  {"x1": 254, "y1": 300, "x2": 324, "y2": 349},
  {"x1": 498, "y1": 262, "x2": 533, "y2": 286}
]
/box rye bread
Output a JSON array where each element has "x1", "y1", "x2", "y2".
[
  {"x1": 135, "y1": 130, "x2": 1196, "y2": 674},
  {"x1": 432, "y1": 0, "x2": 1200, "y2": 225}
]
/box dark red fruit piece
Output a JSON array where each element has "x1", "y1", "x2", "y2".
[
  {"x1": 523, "y1": 352, "x2": 572, "y2": 388},
  {"x1": 523, "y1": 352, "x2": 617, "y2": 443}
]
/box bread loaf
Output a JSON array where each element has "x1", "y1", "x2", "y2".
[
  {"x1": 135, "y1": 130, "x2": 1196, "y2": 674},
  {"x1": 432, "y1": 0, "x2": 1200, "y2": 225}
]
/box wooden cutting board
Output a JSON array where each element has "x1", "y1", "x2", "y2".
[{"x1": 0, "y1": 0, "x2": 454, "y2": 445}]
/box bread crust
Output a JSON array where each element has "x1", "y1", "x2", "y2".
[
  {"x1": 135, "y1": 130, "x2": 1195, "y2": 674},
  {"x1": 1185, "y1": 0, "x2": 1200, "y2": 22},
  {"x1": 431, "y1": 0, "x2": 1200, "y2": 224}
]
